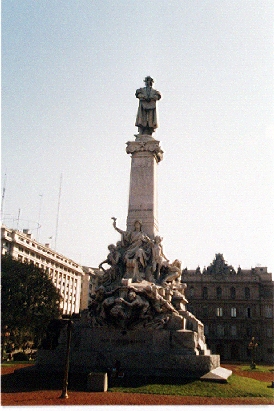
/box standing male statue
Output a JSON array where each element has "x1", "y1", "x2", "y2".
[{"x1": 135, "y1": 76, "x2": 161, "y2": 135}]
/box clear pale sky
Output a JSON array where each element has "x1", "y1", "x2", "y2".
[{"x1": 2, "y1": 0, "x2": 274, "y2": 274}]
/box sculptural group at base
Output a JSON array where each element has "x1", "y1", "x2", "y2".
[
  {"x1": 37, "y1": 218, "x2": 221, "y2": 378},
  {"x1": 98, "y1": 218, "x2": 181, "y2": 287}
]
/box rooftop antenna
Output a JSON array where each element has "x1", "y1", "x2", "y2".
[
  {"x1": 1, "y1": 172, "x2": 7, "y2": 220},
  {"x1": 36, "y1": 194, "x2": 43, "y2": 241},
  {"x1": 17, "y1": 208, "x2": 21, "y2": 230},
  {"x1": 54, "y1": 174, "x2": 63, "y2": 251}
]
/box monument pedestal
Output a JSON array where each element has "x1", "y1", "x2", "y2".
[
  {"x1": 37, "y1": 325, "x2": 220, "y2": 378},
  {"x1": 37, "y1": 278, "x2": 220, "y2": 378}
]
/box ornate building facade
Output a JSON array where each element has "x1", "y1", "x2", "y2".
[
  {"x1": 1, "y1": 225, "x2": 87, "y2": 315},
  {"x1": 182, "y1": 254, "x2": 274, "y2": 363}
]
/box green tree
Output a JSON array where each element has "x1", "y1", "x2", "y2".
[{"x1": 1, "y1": 255, "x2": 62, "y2": 354}]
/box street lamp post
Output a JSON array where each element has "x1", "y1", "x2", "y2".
[{"x1": 59, "y1": 317, "x2": 73, "y2": 399}]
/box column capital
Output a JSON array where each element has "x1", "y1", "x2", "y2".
[{"x1": 126, "y1": 138, "x2": 163, "y2": 163}]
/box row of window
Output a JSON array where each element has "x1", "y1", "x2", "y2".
[
  {"x1": 16, "y1": 234, "x2": 79, "y2": 268},
  {"x1": 204, "y1": 324, "x2": 273, "y2": 338},
  {"x1": 17, "y1": 255, "x2": 79, "y2": 295},
  {"x1": 189, "y1": 286, "x2": 251, "y2": 300},
  {"x1": 18, "y1": 254, "x2": 79, "y2": 275},
  {"x1": 56, "y1": 282, "x2": 78, "y2": 294},
  {"x1": 188, "y1": 305, "x2": 273, "y2": 319},
  {"x1": 216, "y1": 307, "x2": 236, "y2": 317},
  {"x1": 57, "y1": 287, "x2": 77, "y2": 303},
  {"x1": 50, "y1": 271, "x2": 79, "y2": 285},
  {"x1": 17, "y1": 247, "x2": 80, "y2": 275}
]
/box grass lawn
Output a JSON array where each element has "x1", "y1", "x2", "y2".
[
  {"x1": 2, "y1": 361, "x2": 273, "y2": 400},
  {"x1": 241, "y1": 365, "x2": 274, "y2": 373},
  {"x1": 109, "y1": 374, "x2": 273, "y2": 398},
  {"x1": 1, "y1": 361, "x2": 35, "y2": 366}
]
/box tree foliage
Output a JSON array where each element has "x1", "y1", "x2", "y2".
[{"x1": 1, "y1": 255, "x2": 62, "y2": 348}]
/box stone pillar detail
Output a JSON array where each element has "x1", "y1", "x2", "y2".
[
  {"x1": 126, "y1": 138, "x2": 163, "y2": 163},
  {"x1": 126, "y1": 136, "x2": 163, "y2": 238}
]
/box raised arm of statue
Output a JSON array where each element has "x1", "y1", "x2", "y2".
[
  {"x1": 111, "y1": 217, "x2": 125, "y2": 236},
  {"x1": 99, "y1": 259, "x2": 108, "y2": 271}
]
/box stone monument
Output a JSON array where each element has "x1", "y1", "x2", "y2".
[
  {"x1": 127, "y1": 75, "x2": 163, "y2": 237},
  {"x1": 37, "y1": 77, "x2": 230, "y2": 380}
]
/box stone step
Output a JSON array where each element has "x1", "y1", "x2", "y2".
[{"x1": 200, "y1": 366, "x2": 232, "y2": 382}]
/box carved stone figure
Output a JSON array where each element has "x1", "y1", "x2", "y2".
[
  {"x1": 143, "y1": 285, "x2": 178, "y2": 315},
  {"x1": 118, "y1": 290, "x2": 151, "y2": 321},
  {"x1": 135, "y1": 76, "x2": 161, "y2": 135},
  {"x1": 162, "y1": 259, "x2": 182, "y2": 285},
  {"x1": 89, "y1": 286, "x2": 116, "y2": 326},
  {"x1": 99, "y1": 244, "x2": 121, "y2": 273},
  {"x1": 112, "y1": 217, "x2": 151, "y2": 281},
  {"x1": 88, "y1": 279, "x2": 192, "y2": 330},
  {"x1": 147, "y1": 235, "x2": 169, "y2": 282}
]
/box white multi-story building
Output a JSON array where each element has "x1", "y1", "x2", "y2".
[{"x1": 1, "y1": 225, "x2": 86, "y2": 315}]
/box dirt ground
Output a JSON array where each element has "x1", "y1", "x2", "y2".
[{"x1": 1, "y1": 363, "x2": 274, "y2": 406}]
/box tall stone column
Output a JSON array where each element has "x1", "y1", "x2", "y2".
[{"x1": 126, "y1": 136, "x2": 163, "y2": 238}]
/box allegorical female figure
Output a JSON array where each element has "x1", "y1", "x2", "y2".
[
  {"x1": 112, "y1": 218, "x2": 150, "y2": 268},
  {"x1": 135, "y1": 76, "x2": 161, "y2": 135}
]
